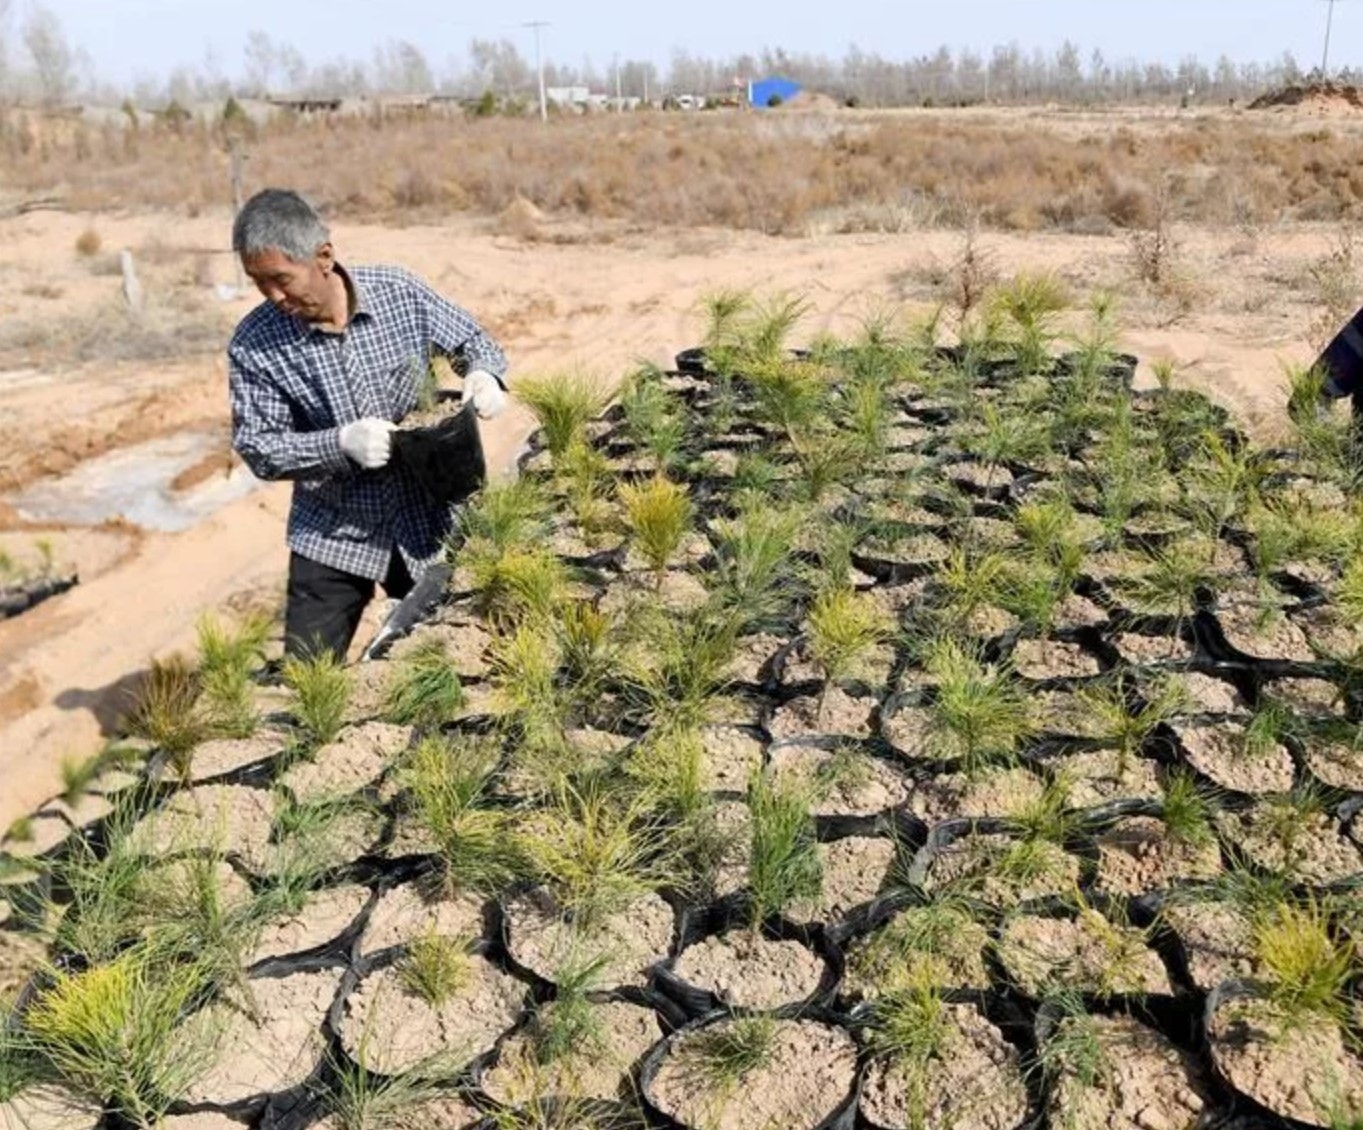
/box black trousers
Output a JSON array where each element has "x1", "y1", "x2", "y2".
[{"x1": 283, "y1": 551, "x2": 415, "y2": 662}]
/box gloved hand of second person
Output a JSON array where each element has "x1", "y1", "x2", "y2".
[
  {"x1": 464, "y1": 370, "x2": 507, "y2": 420},
  {"x1": 339, "y1": 418, "x2": 396, "y2": 469}
]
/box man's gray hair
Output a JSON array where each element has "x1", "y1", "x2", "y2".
[{"x1": 232, "y1": 188, "x2": 330, "y2": 262}]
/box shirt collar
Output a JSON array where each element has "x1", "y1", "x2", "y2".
[{"x1": 297, "y1": 262, "x2": 373, "y2": 337}]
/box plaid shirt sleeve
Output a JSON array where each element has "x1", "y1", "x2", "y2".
[
  {"x1": 228, "y1": 344, "x2": 353, "y2": 481},
  {"x1": 408, "y1": 273, "x2": 509, "y2": 386}
]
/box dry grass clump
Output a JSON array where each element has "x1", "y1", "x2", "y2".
[
  {"x1": 73, "y1": 227, "x2": 102, "y2": 256},
  {"x1": 8, "y1": 109, "x2": 1363, "y2": 235}
]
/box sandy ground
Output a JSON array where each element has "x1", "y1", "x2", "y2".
[{"x1": 0, "y1": 193, "x2": 1340, "y2": 829}]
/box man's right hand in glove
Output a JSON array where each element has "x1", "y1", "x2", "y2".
[{"x1": 339, "y1": 418, "x2": 396, "y2": 469}]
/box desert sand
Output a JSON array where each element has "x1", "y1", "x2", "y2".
[{"x1": 0, "y1": 186, "x2": 1337, "y2": 829}]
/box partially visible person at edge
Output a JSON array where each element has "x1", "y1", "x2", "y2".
[
  {"x1": 1306, "y1": 305, "x2": 1363, "y2": 423},
  {"x1": 227, "y1": 187, "x2": 508, "y2": 663}
]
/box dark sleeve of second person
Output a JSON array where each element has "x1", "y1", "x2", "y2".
[{"x1": 1316, "y1": 305, "x2": 1363, "y2": 400}]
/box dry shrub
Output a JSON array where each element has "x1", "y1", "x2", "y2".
[
  {"x1": 8, "y1": 109, "x2": 1363, "y2": 237},
  {"x1": 74, "y1": 227, "x2": 102, "y2": 256}
]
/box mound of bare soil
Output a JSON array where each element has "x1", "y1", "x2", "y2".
[{"x1": 1249, "y1": 81, "x2": 1363, "y2": 116}]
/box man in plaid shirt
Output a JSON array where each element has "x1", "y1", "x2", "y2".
[{"x1": 228, "y1": 188, "x2": 508, "y2": 661}]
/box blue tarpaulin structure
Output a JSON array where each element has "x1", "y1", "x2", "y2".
[{"x1": 749, "y1": 76, "x2": 802, "y2": 108}]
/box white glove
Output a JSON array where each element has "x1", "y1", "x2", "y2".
[
  {"x1": 465, "y1": 369, "x2": 507, "y2": 420},
  {"x1": 339, "y1": 418, "x2": 396, "y2": 469}
]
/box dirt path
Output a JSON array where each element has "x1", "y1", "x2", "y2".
[{"x1": 0, "y1": 207, "x2": 1334, "y2": 829}]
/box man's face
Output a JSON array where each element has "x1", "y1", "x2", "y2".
[{"x1": 241, "y1": 244, "x2": 334, "y2": 321}]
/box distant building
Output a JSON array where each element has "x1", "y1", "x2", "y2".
[
  {"x1": 748, "y1": 76, "x2": 802, "y2": 108},
  {"x1": 546, "y1": 85, "x2": 590, "y2": 108}
]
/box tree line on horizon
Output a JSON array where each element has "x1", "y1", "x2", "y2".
[{"x1": 0, "y1": 1, "x2": 1353, "y2": 111}]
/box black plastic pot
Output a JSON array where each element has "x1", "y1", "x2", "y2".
[{"x1": 392, "y1": 404, "x2": 486, "y2": 507}]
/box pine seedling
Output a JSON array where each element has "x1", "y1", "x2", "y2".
[
  {"x1": 325, "y1": 1025, "x2": 467, "y2": 1130},
  {"x1": 707, "y1": 502, "x2": 805, "y2": 633},
  {"x1": 620, "y1": 364, "x2": 688, "y2": 471},
  {"x1": 122, "y1": 654, "x2": 206, "y2": 779},
  {"x1": 1013, "y1": 773, "x2": 1080, "y2": 846},
  {"x1": 400, "y1": 732, "x2": 523, "y2": 895},
  {"x1": 867, "y1": 966, "x2": 951, "y2": 1076},
  {"x1": 515, "y1": 372, "x2": 609, "y2": 461},
  {"x1": 1179, "y1": 431, "x2": 1268, "y2": 541},
  {"x1": 398, "y1": 930, "x2": 473, "y2": 1007},
  {"x1": 924, "y1": 636, "x2": 1034, "y2": 775},
  {"x1": 520, "y1": 781, "x2": 672, "y2": 930},
  {"x1": 1014, "y1": 494, "x2": 1088, "y2": 585},
  {"x1": 1160, "y1": 768, "x2": 1216, "y2": 847},
  {"x1": 935, "y1": 546, "x2": 1012, "y2": 621},
  {"x1": 459, "y1": 477, "x2": 552, "y2": 553},
  {"x1": 682, "y1": 1015, "x2": 776, "y2": 1094},
  {"x1": 1112, "y1": 541, "x2": 1214, "y2": 622},
  {"x1": 838, "y1": 375, "x2": 893, "y2": 461},
  {"x1": 196, "y1": 611, "x2": 270, "y2": 738},
  {"x1": 469, "y1": 546, "x2": 568, "y2": 628},
  {"x1": 747, "y1": 769, "x2": 821, "y2": 924},
  {"x1": 1037, "y1": 989, "x2": 1108, "y2": 1091},
  {"x1": 489, "y1": 622, "x2": 566, "y2": 763},
  {"x1": 698, "y1": 288, "x2": 753, "y2": 375},
  {"x1": 1078, "y1": 674, "x2": 1188, "y2": 774},
  {"x1": 23, "y1": 943, "x2": 221, "y2": 1128},
  {"x1": 848, "y1": 894, "x2": 987, "y2": 995},
  {"x1": 1255, "y1": 899, "x2": 1354, "y2": 1027},
  {"x1": 282, "y1": 650, "x2": 351, "y2": 750},
  {"x1": 988, "y1": 271, "x2": 1069, "y2": 376},
  {"x1": 806, "y1": 586, "x2": 889, "y2": 726},
  {"x1": 556, "y1": 602, "x2": 620, "y2": 712},
  {"x1": 383, "y1": 638, "x2": 465, "y2": 728},
  {"x1": 619, "y1": 474, "x2": 693, "y2": 589},
  {"x1": 46, "y1": 810, "x2": 152, "y2": 963},
  {"x1": 966, "y1": 401, "x2": 1053, "y2": 467},
  {"x1": 626, "y1": 611, "x2": 736, "y2": 732},
  {"x1": 532, "y1": 952, "x2": 611, "y2": 1066}
]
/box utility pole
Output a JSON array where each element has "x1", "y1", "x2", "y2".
[
  {"x1": 1321, "y1": 0, "x2": 1341, "y2": 77},
  {"x1": 525, "y1": 20, "x2": 549, "y2": 122}
]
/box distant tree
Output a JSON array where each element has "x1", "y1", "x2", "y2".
[
  {"x1": 243, "y1": 30, "x2": 278, "y2": 96},
  {"x1": 469, "y1": 38, "x2": 530, "y2": 103},
  {"x1": 23, "y1": 3, "x2": 74, "y2": 105}
]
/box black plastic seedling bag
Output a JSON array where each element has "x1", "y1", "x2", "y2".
[{"x1": 392, "y1": 403, "x2": 486, "y2": 506}]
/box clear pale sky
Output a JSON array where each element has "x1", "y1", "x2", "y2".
[{"x1": 28, "y1": 0, "x2": 1363, "y2": 85}]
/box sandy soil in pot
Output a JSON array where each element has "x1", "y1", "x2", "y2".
[
  {"x1": 769, "y1": 741, "x2": 911, "y2": 817},
  {"x1": 503, "y1": 888, "x2": 674, "y2": 989},
  {"x1": 997, "y1": 911, "x2": 1172, "y2": 998},
  {"x1": 669, "y1": 929, "x2": 827, "y2": 1011},
  {"x1": 130, "y1": 783, "x2": 275, "y2": 872},
  {"x1": 360, "y1": 880, "x2": 488, "y2": 957},
  {"x1": 1208, "y1": 994, "x2": 1363, "y2": 1127},
  {"x1": 280, "y1": 720, "x2": 410, "y2": 803},
  {"x1": 248, "y1": 883, "x2": 372, "y2": 964},
  {"x1": 1171, "y1": 719, "x2": 1295, "y2": 795},
  {"x1": 908, "y1": 766, "x2": 1046, "y2": 824},
  {"x1": 843, "y1": 903, "x2": 992, "y2": 1000},
  {"x1": 1046, "y1": 1012, "x2": 1214, "y2": 1130},
  {"x1": 1010, "y1": 638, "x2": 1103, "y2": 680},
  {"x1": 1214, "y1": 804, "x2": 1363, "y2": 885},
  {"x1": 1093, "y1": 816, "x2": 1223, "y2": 896},
  {"x1": 1159, "y1": 898, "x2": 1257, "y2": 991},
  {"x1": 182, "y1": 969, "x2": 343, "y2": 1104},
  {"x1": 648, "y1": 1017, "x2": 857, "y2": 1130},
  {"x1": 860, "y1": 1003, "x2": 1029, "y2": 1130},
  {"x1": 338, "y1": 953, "x2": 524, "y2": 1076},
  {"x1": 784, "y1": 834, "x2": 897, "y2": 927},
  {"x1": 766, "y1": 686, "x2": 879, "y2": 741},
  {"x1": 481, "y1": 997, "x2": 662, "y2": 1106}
]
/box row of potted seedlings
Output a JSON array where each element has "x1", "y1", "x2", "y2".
[{"x1": 2, "y1": 285, "x2": 1361, "y2": 1130}]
